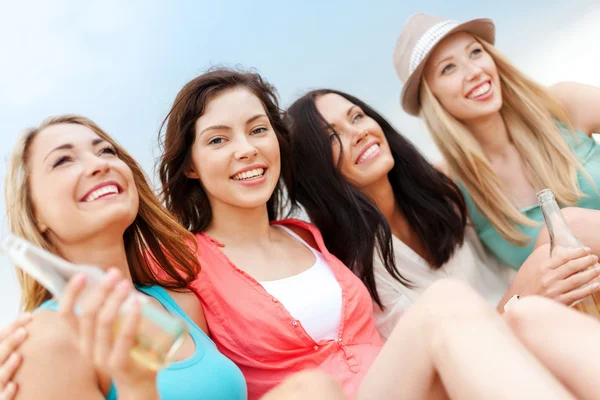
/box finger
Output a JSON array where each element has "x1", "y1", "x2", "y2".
[
  {"x1": 0, "y1": 382, "x2": 18, "y2": 400},
  {"x1": 555, "y1": 253, "x2": 599, "y2": 280},
  {"x1": 58, "y1": 273, "x2": 87, "y2": 317},
  {"x1": 547, "y1": 246, "x2": 591, "y2": 270},
  {"x1": 0, "y1": 314, "x2": 31, "y2": 342},
  {"x1": 94, "y1": 280, "x2": 132, "y2": 368},
  {"x1": 79, "y1": 269, "x2": 121, "y2": 358},
  {"x1": 0, "y1": 328, "x2": 27, "y2": 365},
  {"x1": 0, "y1": 353, "x2": 21, "y2": 389},
  {"x1": 556, "y1": 262, "x2": 600, "y2": 296},
  {"x1": 110, "y1": 296, "x2": 142, "y2": 370},
  {"x1": 559, "y1": 279, "x2": 600, "y2": 306}
]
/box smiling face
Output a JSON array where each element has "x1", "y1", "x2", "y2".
[
  {"x1": 187, "y1": 87, "x2": 281, "y2": 213},
  {"x1": 423, "y1": 32, "x2": 503, "y2": 123},
  {"x1": 314, "y1": 93, "x2": 395, "y2": 189},
  {"x1": 27, "y1": 123, "x2": 139, "y2": 246}
]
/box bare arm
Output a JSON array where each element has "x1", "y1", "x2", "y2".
[
  {"x1": 13, "y1": 311, "x2": 105, "y2": 400},
  {"x1": 549, "y1": 82, "x2": 600, "y2": 135}
]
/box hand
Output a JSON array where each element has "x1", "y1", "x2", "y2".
[
  {"x1": 522, "y1": 246, "x2": 600, "y2": 305},
  {"x1": 0, "y1": 313, "x2": 32, "y2": 400},
  {"x1": 59, "y1": 269, "x2": 159, "y2": 398}
]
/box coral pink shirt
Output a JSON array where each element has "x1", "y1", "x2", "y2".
[{"x1": 190, "y1": 219, "x2": 384, "y2": 399}]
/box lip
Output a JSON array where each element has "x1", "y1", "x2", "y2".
[
  {"x1": 355, "y1": 141, "x2": 380, "y2": 164},
  {"x1": 79, "y1": 181, "x2": 123, "y2": 202},
  {"x1": 230, "y1": 164, "x2": 268, "y2": 178},
  {"x1": 465, "y1": 80, "x2": 492, "y2": 99}
]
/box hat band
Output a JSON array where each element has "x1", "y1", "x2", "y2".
[{"x1": 409, "y1": 20, "x2": 460, "y2": 74}]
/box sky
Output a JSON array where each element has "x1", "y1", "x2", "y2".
[{"x1": 1, "y1": 0, "x2": 599, "y2": 325}]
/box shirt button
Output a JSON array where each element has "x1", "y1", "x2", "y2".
[
  {"x1": 272, "y1": 298, "x2": 278, "y2": 303},
  {"x1": 337, "y1": 338, "x2": 343, "y2": 343},
  {"x1": 313, "y1": 345, "x2": 319, "y2": 350},
  {"x1": 292, "y1": 321, "x2": 298, "y2": 327}
]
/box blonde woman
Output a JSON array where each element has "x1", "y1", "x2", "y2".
[
  {"x1": 393, "y1": 14, "x2": 600, "y2": 284},
  {"x1": 0, "y1": 115, "x2": 248, "y2": 399}
]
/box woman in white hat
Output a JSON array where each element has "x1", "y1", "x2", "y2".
[{"x1": 393, "y1": 14, "x2": 600, "y2": 276}]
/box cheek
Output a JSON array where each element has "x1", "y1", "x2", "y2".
[{"x1": 29, "y1": 174, "x2": 72, "y2": 225}]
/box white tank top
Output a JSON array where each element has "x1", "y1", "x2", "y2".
[{"x1": 259, "y1": 226, "x2": 343, "y2": 341}]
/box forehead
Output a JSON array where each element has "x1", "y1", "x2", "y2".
[
  {"x1": 29, "y1": 123, "x2": 101, "y2": 161},
  {"x1": 314, "y1": 93, "x2": 355, "y2": 123},
  {"x1": 196, "y1": 87, "x2": 266, "y2": 128},
  {"x1": 428, "y1": 32, "x2": 477, "y2": 63}
]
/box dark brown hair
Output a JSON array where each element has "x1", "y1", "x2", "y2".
[
  {"x1": 286, "y1": 90, "x2": 467, "y2": 308},
  {"x1": 158, "y1": 68, "x2": 292, "y2": 232}
]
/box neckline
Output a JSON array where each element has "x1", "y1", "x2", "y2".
[
  {"x1": 136, "y1": 286, "x2": 207, "y2": 369},
  {"x1": 199, "y1": 225, "x2": 347, "y2": 345}
]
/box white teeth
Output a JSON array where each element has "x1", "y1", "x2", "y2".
[
  {"x1": 84, "y1": 185, "x2": 119, "y2": 202},
  {"x1": 357, "y1": 144, "x2": 379, "y2": 164},
  {"x1": 467, "y1": 82, "x2": 491, "y2": 99},
  {"x1": 232, "y1": 168, "x2": 265, "y2": 181}
]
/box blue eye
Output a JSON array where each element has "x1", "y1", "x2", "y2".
[
  {"x1": 441, "y1": 64, "x2": 455, "y2": 75},
  {"x1": 352, "y1": 113, "x2": 364, "y2": 123},
  {"x1": 208, "y1": 137, "x2": 225, "y2": 145},
  {"x1": 251, "y1": 127, "x2": 267, "y2": 135},
  {"x1": 471, "y1": 48, "x2": 482, "y2": 57}
]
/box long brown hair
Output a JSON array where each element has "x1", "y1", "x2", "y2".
[
  {"x1": 5, "y1": 115, "x2": 200, "y2": 311},
  {"x1": 158, "y1": 68, "x2": 292, "y2": 232},
  {"x1": 420, "y1": 37, "x2": 589, "y2": 245}
]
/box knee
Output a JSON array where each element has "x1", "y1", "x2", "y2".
[
  {"x1": 503, "y1": 295, "x2": 558, "y2": 334},
  {"x1": 411, "y1": 279, "x2": 493, "y2": 333},
  {"x1": 419, "y1": 278, "x2": 488, "y2": 313}
]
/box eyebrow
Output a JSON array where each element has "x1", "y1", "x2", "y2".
[
  {"x1": 199, "y1": 114, "x2": 268, "y2": 136},
  {"x1": 44, "y1": 138, "x2": 106, "y2": 162},
  {"x1": 328, "y1": 106, "x2": 358, "y2": 129}
]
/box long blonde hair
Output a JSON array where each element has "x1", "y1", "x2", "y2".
[
  {"x1": 5, "y1": 115, "x2": 200, "y2": 311},
  {"x1": 420, "y1": 38, "x2": 587, "y2": 245}
]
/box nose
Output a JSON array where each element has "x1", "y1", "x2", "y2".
[
  {"x1": 464, "y1": 62, "x2": 483, "y2": 82},
  {"x1": 351, "y1": 128, "x2": 368, "y2": 146},
  {"x1": 234, "y1": 136, "x2": 258, "y2": 160},
  {"x1": 84, "y1": 154, "x2": 110, "y2": 177}
]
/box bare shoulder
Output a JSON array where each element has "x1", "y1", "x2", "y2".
[
  {"x1": 166, "y1": 289, "x2": 209, "y2": 335},
  {"x1": 548, "y1": 81, "x2": 600, "y2": 135},
  {"x1": 14, "y1": 310, "x2": 104, "y2": 399},
  {"x1": 281, "y1": 223, "x2": 319, "y2": 250}
]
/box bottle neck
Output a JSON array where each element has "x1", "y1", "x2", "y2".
[{"x1": 539, "y1": 200, "x2": 582, "y2": 249}]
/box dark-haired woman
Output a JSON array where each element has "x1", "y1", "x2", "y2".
[
  {"x1": 286, "y1": 90, "x2": 600, "y2": 337},
  {"x1": 156, "y1": 68, "x2": 600, "y2": 400}
]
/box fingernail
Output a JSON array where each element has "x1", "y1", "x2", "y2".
[
  {"x1": 18, "y1": 312, "x2": 32, "y2": 322},
  {"x1": 10, "y1": 352, "x2": 20, "y2": 362},
  {"x1": 117, "y1": 280, "x2": 130, "y2": 291},
  {"x1": 595, "y1": 264, "x2": 600, "y2": 273},
  {"x1": 14, "y1": 327, "x2": 26, "y2": 339},
  {"x1": 73, "y1": 273, "x2": 87, "y2": 285},
  {"x1": 105, "y1": 269, "x2": 121, "y2": 282},
  {"x1": 585, "y1": 247, "x2": 592, "y2": 253}
]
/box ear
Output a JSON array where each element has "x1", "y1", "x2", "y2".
[
  {"x1": 184, "y1": 164, "x2": 200, "y2": 180},
  {"x1": 36, "y1": 220, "x2": 48, "y2": 234}
]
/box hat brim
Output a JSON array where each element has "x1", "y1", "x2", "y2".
[{"x1": 400, "y1": 18, "x2": 496, "y2": 116}]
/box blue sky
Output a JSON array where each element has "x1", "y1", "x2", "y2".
[{"x1": 1, "y1": 0, "x2": 599, "y2": 323}]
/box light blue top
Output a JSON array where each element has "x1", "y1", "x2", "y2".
[
  {"x1": 461, "y1": 126, "x2": 600, "y2": 270},
  {"x1": 38, "y1": 285, "x2": 247, "y2": 400}
]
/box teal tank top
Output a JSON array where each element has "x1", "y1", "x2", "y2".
[
  {"x1": 38, "y1": 286, "x2": 247, "y2": 400},
  {"x1": 461, "y1": 126, "x2": 600, "y2": 270}
]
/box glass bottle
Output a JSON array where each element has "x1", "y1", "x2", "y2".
[
  {"x1": 1, "y1": 234, "x2": 187, "y2": 370},
  {"x1": 537, "y1": 189, "x2": 600, "y2": 318}
]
